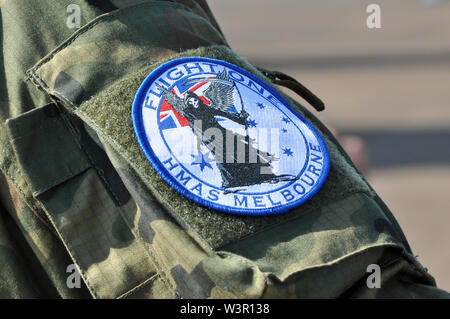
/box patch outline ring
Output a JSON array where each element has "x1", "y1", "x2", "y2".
[{"x1": 132, "y1": 57, "x2": 330, "y2": 216}]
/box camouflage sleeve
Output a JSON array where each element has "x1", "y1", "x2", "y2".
[
  {"x1": 0, "y1": 202, "x2": 42, "y2": 298},
  {"x1": 0, "y1": 0, "x2": 448, "y2": 299},
  {"x1": 0, "y1": 171, "x2": 92, "y2": 299}
]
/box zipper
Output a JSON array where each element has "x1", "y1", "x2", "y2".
[{"x1": 257, "y1": 67, "x2": 325, "y2": 112}]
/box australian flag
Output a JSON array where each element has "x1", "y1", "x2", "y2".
[
  {"x1": 159, "y1": 77, "x2": 239, "y2": 130},
  {"x1": 159, "y1": 80, "x2": 210, "y2": 130}
]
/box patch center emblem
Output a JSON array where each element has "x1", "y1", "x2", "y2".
[{"x1": 132, "y1": 57, "x2": 329, "y2": 215}]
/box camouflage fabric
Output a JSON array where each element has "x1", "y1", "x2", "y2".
[{"x1": 0, "y1": 0, "x2": 448, "y2": 299}]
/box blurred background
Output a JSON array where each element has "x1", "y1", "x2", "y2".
[{"x1": 209, "y1": 0, "x2": 450, "y2": 291}]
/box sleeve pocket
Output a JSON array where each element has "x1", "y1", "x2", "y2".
[{"x1": 6, "y1": 103, "x2": 158, "y2": 299}]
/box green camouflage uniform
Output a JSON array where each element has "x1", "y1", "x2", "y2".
[{"x1": 0, "y1": 0, "x2": 448, "y2": 299}]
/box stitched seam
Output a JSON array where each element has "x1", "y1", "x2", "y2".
[
  {"x1": 116, "y1": 273, "x2": 159, "y2": 299},
  {"x1": 30, "y1": 1, "x2": 185, "y2": 73},
  {"x1": 32, "y1": 21, "x2": 101, "y2": 72},
  {"x1": 52, "y1": 91, "x2": 77, "y2": 110},
  {"x1": 31, "y1": 167, "x2": 90, "y2": 197},
  {"x1": 80, "y1": 144, "x2": 122, "y2": 205}
]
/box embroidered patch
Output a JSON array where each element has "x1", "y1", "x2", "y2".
[{"x1": 132, "y1": 57, "x2": 329, "y2": 215}]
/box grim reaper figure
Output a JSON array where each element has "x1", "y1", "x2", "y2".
[{"x1": 161, "y1": 69, "x2": 294, "y2": 189}]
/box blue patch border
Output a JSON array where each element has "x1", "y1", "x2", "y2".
[{"x1": 132, "y1": 57, "x2": 330, "y2": 216}]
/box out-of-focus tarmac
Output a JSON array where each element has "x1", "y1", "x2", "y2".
[{"x1": 209, "y1": 0, "x2": 450, "y2": 291}]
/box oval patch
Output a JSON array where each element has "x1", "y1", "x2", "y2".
[{"x1": 132, "y1": 57, "x2": 329, "y2": 216}]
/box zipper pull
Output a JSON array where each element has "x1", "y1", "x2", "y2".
[{"x1": 257, "y1": 67, "x2": 325, "y2": 112}]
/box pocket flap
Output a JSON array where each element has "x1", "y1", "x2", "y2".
[{"x1": 6, "y1": 103, "x2": 91, "y2": 196}]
